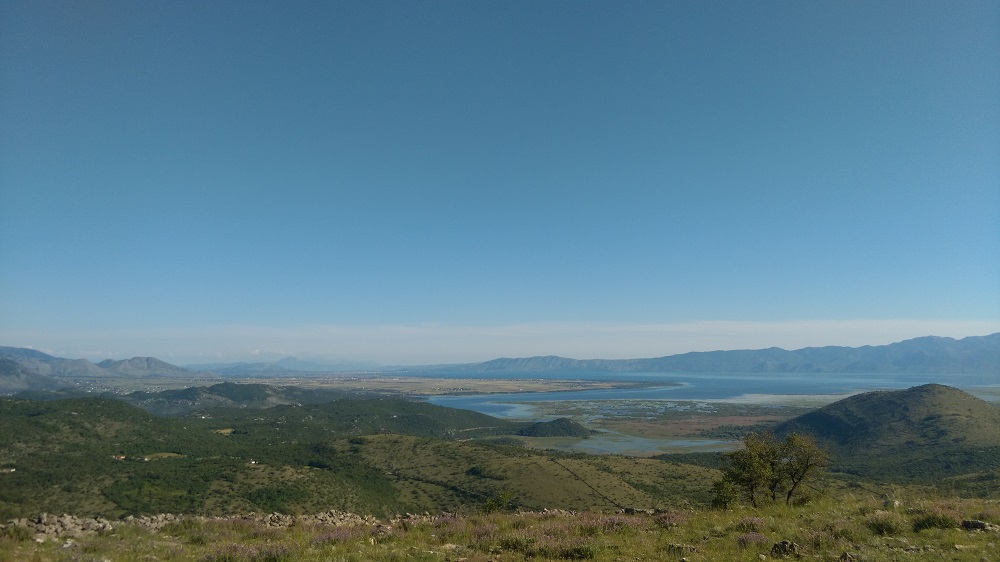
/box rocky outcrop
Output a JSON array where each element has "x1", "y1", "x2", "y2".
[
  {"x1": 0, "y1": 510, "x2": 378, "y2": 541},
  {"x1": 3, "y1": 513, "x2": 114, "y2": 540},
  {"x1": 962, "y1": 519, "x2": 1000, "y2": 533}
]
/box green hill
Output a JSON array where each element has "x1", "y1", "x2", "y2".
[
  {"x1": 120, "y1": 382, "x2": 351, "y2": 416},
  {"x1": 775, "y1": 384, "x2": 1000, "y2": 486},
  {"x1": 517, "y1": 417, "x2": 594, "y2": 437},
  {"x1": 196, "y1": 397, "x2": 527, "y2": 441},
  {"x1": 0, "y1": 393, "x2": 718, "y2": 519}
]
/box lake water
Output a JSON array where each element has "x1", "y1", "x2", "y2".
[{"x1": 426, "y1": 371, "x2": 999, "y2": 419}]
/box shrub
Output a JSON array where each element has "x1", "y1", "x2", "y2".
[
  {"x1": 912, "y1": 511, "x2": 959, "y2": 532},
  {"x1": 736, "y1": 532, "x2": 770, "y2": 548},
  {"x1": 711, "y1": 478, "x2": 740, "y2": 508},
  {"x1": 866, "y1": 510, "x2": 907, "y2": 536},
  {"x1": 311, "y1": 525, "x2": 367, "y2": 545},
  {"x1": 199, "y1": 543, "x2": 297, "y2": 562},
  {"x1": 498, "y1": 533, "x2": 535, "y2": 553},
  {"x1": 734, "y1": 516, "x2": 767, "y2": 532},
  {"x1": 653, "y1": 511, "x2": 688, "y2": 528},
  {"x1": 483, "y1": 491, "x2": 516, "y2": 513},
  {"x1": 533, "y1": 537, "x2": 597, "y2": 560},
  {"x1": 0, "y1": 524, "x2": 33, "y2": 542},
  {"x1": 471, "y1": 523, "x2": 498, "y2": 544},
  {"x1": 822, "y1": 522, "x2": 858, "y2": 543},
  {"x1": 973, "y1": 509, "x2": 1000, "y2": 524}
]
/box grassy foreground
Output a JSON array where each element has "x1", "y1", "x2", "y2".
[{"x1": 3, "y1": 493, "x2": 998, "y2": 561}]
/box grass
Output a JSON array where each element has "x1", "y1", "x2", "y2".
[{"x1": 2, "y1": 494, "x2": 998, "y2": 561}]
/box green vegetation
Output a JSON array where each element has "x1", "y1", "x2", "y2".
[
  {"x1": 516, "y1": 417, "x2": 593, "y2": 437},
  {"x1": 775, "y1": 384, "x2": 1000, "y2": 495},
  {"x1": 0, "y1": 394, "x2": 715, "y2": 519},
  {"x1": 0, "y1": 376, "x2": 1000, "y2": 562},
  {"x1": 715, "y1": 432, "x2": 827, "y2": 508}
]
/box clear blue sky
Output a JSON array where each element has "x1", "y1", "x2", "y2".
[{"x1": 2, "y1": 1, "x2": 998, "y2": 365}]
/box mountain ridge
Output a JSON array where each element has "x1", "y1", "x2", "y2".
[
  {"x1": 425, "y1": 333, "x2": 1000, "y2": 375},
  {"x1": 1, "y1": 333, "x2": 997, "y2": 383},
  {"x1": 97, "y1": 356, "x2": 197, "y2": 378}
]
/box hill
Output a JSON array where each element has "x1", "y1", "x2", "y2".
[
  {"x1": 0, "y1": 393, "x2": 717, "y2": 519},
  {"x1": 517, "y1": 417, "x2": 594, "y2": 438},
  {"x1": 198, "y1": 396, "x2": 527, "y2": 441},
  {"x1": 0, "y1": 347, "x2": 110, "y2": 379},
  {"x1": 118, "y1": 382, "x2": 352, "y2": 416},
  {"x1": 96, "y1": 357, "x2": 199, "y2": 378},
  {"x1": 429, "y1": 333, "x2": 1000, "y2": 375},
  {"x1": 0, "y1": 347, "x2": 218, "y2": 382},
  {"x1": 0, "y1": 357, "x2": 65, "y2": 394},
  {"x1": 775, "y1": 384, "x2": 1000, "y2": 483}
]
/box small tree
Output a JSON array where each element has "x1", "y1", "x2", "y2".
[
  {"x1": 715, "y1": 432, "x2": 827, "y2": 508},
  {"x1": 779, "y1": 433, "x2": 826, "y2": 505}
]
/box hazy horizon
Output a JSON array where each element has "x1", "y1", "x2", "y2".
[
  {"x1": 2, "y1": 2, "x2": 997, "y2": 366},
  {"x1": 6, "y1": 321, "x2": 999, "y2": 367}
]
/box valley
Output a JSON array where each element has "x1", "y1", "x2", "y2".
[{"x1": 1, "y1": 338, "x2": 999, "y2": 560}]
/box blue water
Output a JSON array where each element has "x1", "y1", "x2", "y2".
[{"x1": 425, "y1": 371, "x2": 999, "y2": 418}]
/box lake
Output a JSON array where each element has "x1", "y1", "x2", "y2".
[{"x1": 426, "y1": 371, "x2": 999, "y2": 418}]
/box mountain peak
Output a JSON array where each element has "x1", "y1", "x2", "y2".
[{"x1": 96, "y1": 357, "x2": 191, "y2": 377}]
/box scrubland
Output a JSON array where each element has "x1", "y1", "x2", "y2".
[{"x1": 3, "y1": 492, "x2": 998, "y2": 562}]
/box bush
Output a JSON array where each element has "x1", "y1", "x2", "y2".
[
  {"x1": 498, "y1": 533, "x2": 535, "y2": 553},
  {"x1": 199, "y1": 543, "x2": 297, "y2": 562},
  {"x1": 866, "y1": 511, "x2": 907, "y2": 536},
  {"x1": 912, "y1": 511, "x2": 959, "y2": 532},
  {"x1": 736, "y1": 532, "x2": 770, "y2": 548},
  {"x1": 0, "y1": 524, "x2": 33, "y2": 542},
  {"x1": 734, "y1": 516, "x2": 767, "y2": 532},
  {"x1": 534, "y1": 538, "x2": 597, "y2": 560},
  {"x1": 653, "y1": 511, "x2": 688, "y2": 528},
  {"x1": 711, "y1": 478, "x2": 739, "y2": 508}
]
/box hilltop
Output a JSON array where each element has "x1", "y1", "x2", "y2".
[
  {"x1": 776, "y1": 384, "x2": 1000, "y2": 484},
  {"x1": 517, "y1": 417, "x2": 594, "y2": 438},
  {"x1": 96, "y1": 357, "x2": 197, "y2": 378},
  {"x1": 0, "y1": 347, "x2": 213, "y2": 389}
]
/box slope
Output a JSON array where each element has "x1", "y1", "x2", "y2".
[{"x1": 775, "y1": 384, "x2": 1000, "y2": 484}]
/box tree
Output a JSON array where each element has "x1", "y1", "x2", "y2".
[
  {"x1": 779, "y1": 433, "x2": 827, "y2": 505},
  {"x1": 715, "y1": 432, "x2": 827, "y2": 507}
]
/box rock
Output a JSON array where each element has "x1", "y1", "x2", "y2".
[
  {"x1": 666, "y1": 543, "x2": 698, "y2": 555},
  {"x1": 770, "y1": 540, "x2": 801, "y2": 558},
  {"x1": 963, "y1": 520, "x2": 1000, "y2": 533}
]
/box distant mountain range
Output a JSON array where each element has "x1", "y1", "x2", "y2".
[
  {"x1": 424, "y1": 333, "x2": 1000, "y2": 375},
  {"x1": 184, "y1": 357, "x2": 379, "y2": 376},
  {"x1": 0, "y1": 333, "x2": 997, "y2": 395}
]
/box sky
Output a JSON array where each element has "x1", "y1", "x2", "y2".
[{"x1": 1, "y1": 1, "x2": 998, "y2": 366}]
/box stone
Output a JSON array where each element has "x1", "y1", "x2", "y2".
[{"x1": 770, "y1": 540, "x2": 801, "y2": 558}]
